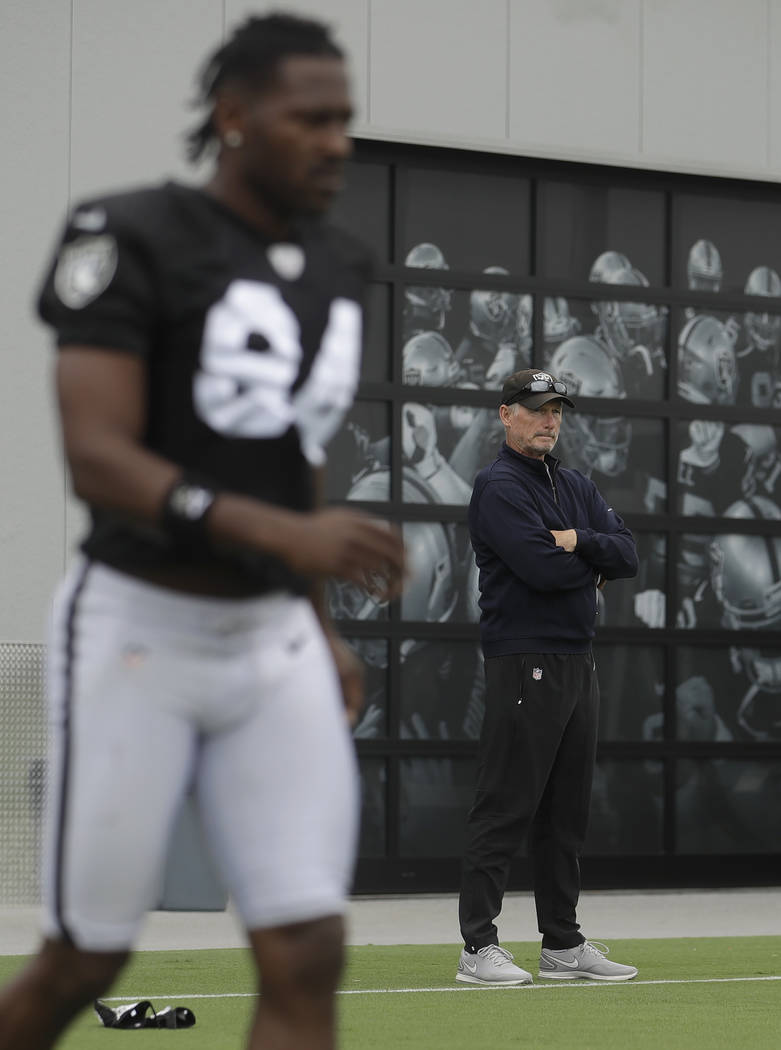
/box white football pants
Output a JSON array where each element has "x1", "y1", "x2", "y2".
[{"x1": 41, "y1": 558, "x2": 359, "y2": 951}]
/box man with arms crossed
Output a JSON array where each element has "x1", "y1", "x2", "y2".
[
  {"x1": 0, "y1": 14, "x2": 404, "y2": 1049},
  {"x1": 456, "y1": 369, "x2": 638, "y2": 985}
]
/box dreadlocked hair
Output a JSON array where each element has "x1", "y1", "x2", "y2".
[{"x1": 185, "y1": 11, "x2": 343, "y2": 163}]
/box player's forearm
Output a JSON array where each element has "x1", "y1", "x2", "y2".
[
  {"x1": 65, "y1": 433, "x2": 180, "y2": 524},
  {"x1": 66, "y1": 431, "x2": 311, "y2": 565},
  {"x1": 205, "y1": 490, "x2": 312, "y2": 564}
]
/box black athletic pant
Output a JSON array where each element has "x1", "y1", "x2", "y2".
[{"x1": 459, "y1": 651, "x2": 599, "y2": 952}]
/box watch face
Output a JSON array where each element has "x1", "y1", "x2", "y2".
[{"x1": 171, "y1": 484, "x2": 214, "y2": 520}]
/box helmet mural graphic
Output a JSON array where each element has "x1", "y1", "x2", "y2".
[
  {"x1": 404, "y1": 242, "x2": 453, "y2": 330},
  {"x1": 401, "y1": 401, "x2": 439, "y2": 465},
  {"x1": 406, "y1": 242, "x2": 448, "y2": 269},
  {"x1": 543, "y1": 297, "x2": 580, "y2": 348},
  {"x1": 731, "y1": 424, "x2": 781, "y2": 495},
  {"x1": 469, "y1": 267, "x2": 519, "y2": 344},
  {"x1": 592, "y1": 265, "x2": 666, "y2": 360},
  {"x1": 400, "y1": 401, "x2": 473, "y2": 503},
  {"x1": 462, "y1": 549, "x2": 481, "y2": 623},
  {"x1": 710, "y1": 495, "x2": 781, "y2": 738},
  {"x1": 743, "y1": 265, "x2": 781, "y2": 351},
  {"x1": 515, "y1": 294, "x2": 533, "y2": 359},
  {"x1": 678, "y1": 314, "x2": 737, "y2": 405},
  {"x1": 402, "y1": 331, "x2": 459, "y2": 387},
  {"x1": 548, "y1": 335, "x2": 631, "y2": 476},
  {"x1": 687, "y1": 239, "x2": 723, "y2": 293},
  {"x1": 710, "y1": 496, "x2": 781, "y2": 631},
  {"x1": 589, "y1": 250, "x2": 632, "y2": 285},
  {"x1": 327, "y1": 468, "x2": 458, "y2": 664}
]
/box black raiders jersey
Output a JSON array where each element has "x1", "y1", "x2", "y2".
[
  {"x1": 677, "y1": 426, "x2": 754, "y2": 518},
  {"x1": 735, "y1": 340, "x2": 781, "y2": 409},
  {"x1": 38, "y1": 181, "x2": 372, "y2": 593}
]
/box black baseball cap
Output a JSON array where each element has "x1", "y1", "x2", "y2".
[{"x1": 500, "y1": 368, "x2": 575, "y2": 410}]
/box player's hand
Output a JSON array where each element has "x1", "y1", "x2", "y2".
[
  {"x1": 642, "y1": 711, "x2": 663, "y2": 742},
  {"x1": 353, "y1": 702, "x2": 384, "y2": 739},
  {"x1": 628, "y1": 343, "x2": 654, "y2": 378},
  {"x1": 688, "y1": 419, "x2": 724, "y2": 453},
  {"x1": 634, "y1": 588, "x2": 666, "y2": 628},
  {"x1": 401, "y1": 711, "x2": 450, "y2": 743},
  {"x1": 288, "y1": 508, "x2": 406, "y2": 599},
  {"x1": 485, "y1": 343, "x2": 515, "y2": 388},
  {"x1": 676, "y1": 596, "x2": 698, "y2": 629},
  {"x1": 324, "y1": 632, "x2": 366, "y2": 728},
  {"x1": 550, "y1": 528, "x2": 578, "y2": 552},
  {"x1": 676, "y1": 675, "x2": 719, "y2": 741}
]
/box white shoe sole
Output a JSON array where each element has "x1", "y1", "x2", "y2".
[
  {"x1": 538, "y1": 970, "x2": 638, "y2": 981},
  {"x1": 456, "y1": 972, "x2": 532, "y2": 986}
]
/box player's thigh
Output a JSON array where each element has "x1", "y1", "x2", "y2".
[
  {"x1": 197, "y1": 603, "x2": 359, "y2": 929},
  {"x1": 42, "y1": 565, "x2": 198, "y2": 948}
]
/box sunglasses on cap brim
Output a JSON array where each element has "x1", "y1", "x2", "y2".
[{"x1": 502, "y1": 379, "x2": 568, "y2": 405}]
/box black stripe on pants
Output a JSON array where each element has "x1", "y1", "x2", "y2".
[{"x1": 458, "y1": 651, "x2": 599, "y2": 952}]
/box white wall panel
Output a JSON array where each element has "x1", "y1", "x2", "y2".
[
  {"x1": 70, "y1": 0, "x2": 221, "y2": 199},
  {"x1": 226, "y1": 0, "x2": 370, "y2": 123},
  {"x1": 369, "y1": 0, "x2": 508, "y2": 141},
  {"x1": 642, "y1": 0, "x2": 768, "y2": 173},
  {"x1": 0, "y1": 1, "x2": 71, "y2": 641},
  {"x1": 508, "y1": 0, "x2": 642, "y2": 159},
  {"x1": 768, "y1": 0, "x2": 781, "y2": 170}
]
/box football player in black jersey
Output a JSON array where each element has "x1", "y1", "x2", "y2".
[{"x1": 0, "y1": 14, "x2": 405, "y2": 1050}]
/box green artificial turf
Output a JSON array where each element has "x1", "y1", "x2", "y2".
[{"x1": 0, "y1": 937, "x2": 778, "y2": 1049}]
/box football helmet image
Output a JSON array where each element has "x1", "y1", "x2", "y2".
[
  {"x1": 710, "y1": 495, "x2": 781, "y2": 631},
  {"x1": 327, "y1": 467, "x2": 397, "y2": 626},
  {"x1": 403, "y1": 525, "x2": 458, "y2": 625},
  {"x1": 743, "y1": 265, "x2": 781, "y2": 351},
  {"x1": 592, "y1": 265, "x2": 666, "y2": 362},
  {"x1": 462, "y1": 550, "x2": 481, "y2": 623},
  {"x1": 731, "y1": 423, "x2": 777, "y2": 460},
  {"x1": 328, "y1": 467, "x2": 458, "y2": 656},
  {"x1": 709, "y1": 494, "x2": 781, "y2": 738},
  {"x1": 687, "y1": 239, "x2": 723, "y2": 293},
  {"x1": 402, "y1": 331, "x2": 460, "y2": 387},
  {"x1": 548, "y1": 335, "x2": 631, "y2": 476},
  {"x1": 589, "y1": 250, "x2": 631, "y2": 285},
  {"x1": 406, "y1": 241, "x2": 448, "y2": 270},
  {"x1": 732, "y1": 424, "x2": 781, "y2": 497},
  {"x1": 469, "y1": 267, "x2": 520, "y2": 345},
  {"x1": 404, "y1": 242, "x2": 453, "y2": 333},
  {"x1": 677, "y1": 314, "x2": 737, "y2": 405},
  {"x1": 401, "y1": 402, "x2": 472, "y2": 503},
  {"x1": 515, "y1": 294, "x2": 533, "y2": 361},
  {"x1": 543, "y1": 297, "x2": 580, "y2": 349}
]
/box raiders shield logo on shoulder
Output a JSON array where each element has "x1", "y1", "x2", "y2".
[
  {"x1": 267, "y1": 243, "x2": 306, "y2": 281},
  {"x1": 54, "y1": 234, "x2": 118, "y2": 309}
]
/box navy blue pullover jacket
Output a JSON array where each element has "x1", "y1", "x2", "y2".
[{"x1": 469, "y1": 443, "x2": 639, "y2": 656}]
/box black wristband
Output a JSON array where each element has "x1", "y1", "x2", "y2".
[{"x1": 160, "y1": 475, "x2": 218, "y2": 553}]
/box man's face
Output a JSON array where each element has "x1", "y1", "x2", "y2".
[
  {"x1": 237, "y1": 55, "x2": 353, "y2": 216},
  {"x1": 500, "y1": 400, "x2": 563, "y2": 459}
]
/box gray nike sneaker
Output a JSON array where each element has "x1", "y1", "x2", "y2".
[
  {"x1": 539, "y1": 940, "x2": 638, "y2": 981},
  {"x1": 456, "y1": 944, "x2": 533, "y2": 985}
]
